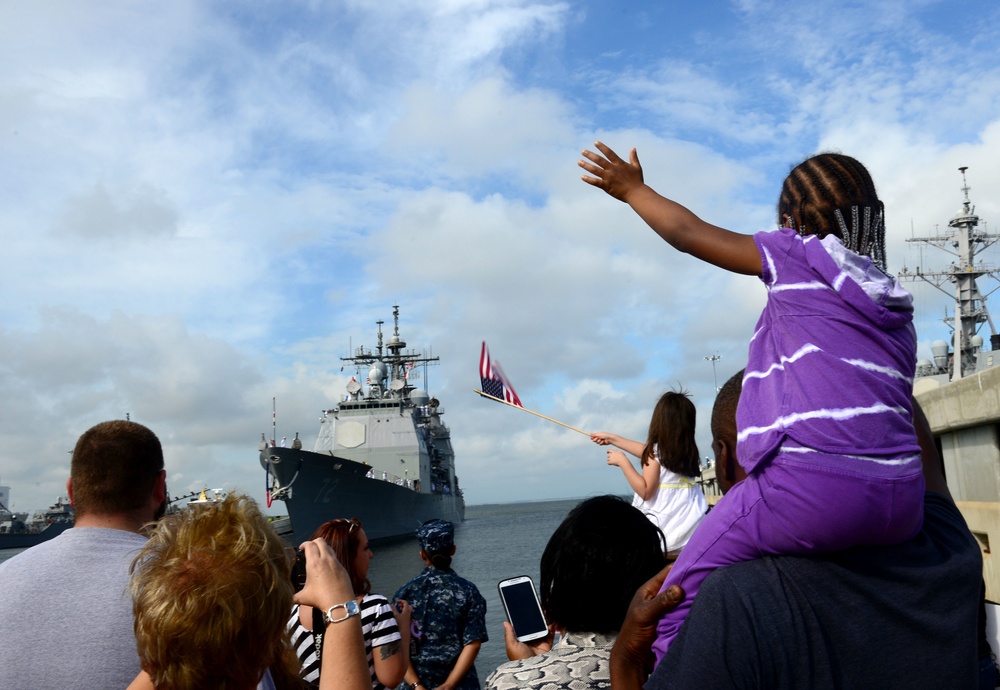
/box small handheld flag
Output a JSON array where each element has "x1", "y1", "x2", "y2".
[
  {"x1": 480, "y1": 341, "x2": 522, "y2": 407},
  {"x1": 475, "y1": 342, "x2": 589, "y2": 436}
]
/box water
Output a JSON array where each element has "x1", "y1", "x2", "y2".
[
  {"x1": 0, "y1": 547, "x2": 28, "y2": 565},
  {"x1": 0, "y1": 498, "x2": 585, "y2": 678}
]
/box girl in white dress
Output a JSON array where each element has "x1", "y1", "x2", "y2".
[{"x1": 591, "y1": 390, "x2": 707, "y2": 556}]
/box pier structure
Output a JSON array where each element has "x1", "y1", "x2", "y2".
[{"x1": 903, "y1": 168, "x2": 1000, "y2": 599}]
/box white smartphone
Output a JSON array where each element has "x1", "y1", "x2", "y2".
[{"x1": 498, "y1": 575, "x2": 549, "y2": 642}]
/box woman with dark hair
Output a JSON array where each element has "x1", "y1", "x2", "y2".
[
  {"x1": 485, "y1": 495, "x2": 667, "y2": 690},
  {"x1": 288, "y1": 518, "x2": 411, "y2": 689},
  {"x1": 591, "y1": 389, "x2": 707, "y2": 555}
]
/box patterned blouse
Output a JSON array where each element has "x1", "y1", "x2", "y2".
[{"x1": 484, "y1": 631, "x2": 617, "y2": 690}]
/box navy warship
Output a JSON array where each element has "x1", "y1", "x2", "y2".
[
  {"x1": 0, "y1": 493, "x2": 74, "y2": 550},
  {"x1": 260, "y1": 307, "x2": 465, "y2": 544}
]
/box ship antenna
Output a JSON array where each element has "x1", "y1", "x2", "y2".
[{"x1": 959, "y1": 166, "x2": 973, "y2": 215}]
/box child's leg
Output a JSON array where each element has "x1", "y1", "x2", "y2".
[
  {"x1": 649, "y1": 471, "x2": 771, "y2": 664},
  {"x1": 650, "y1": 461, "x2": 924, "y2": 664}
]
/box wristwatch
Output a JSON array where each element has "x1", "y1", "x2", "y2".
[{"x1": 324, "y1": 600, "x2": 361, "y2": 624}]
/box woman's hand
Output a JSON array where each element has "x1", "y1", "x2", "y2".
[
  {"x1": 503, "y1": 621, "x2": 554, "y2": 661},
  {"x1": 393, "y1": 599, "x2": 413, "y2": 630},
  {"x1": 293, "y1": 538, "x2": 355, "y2": 611}
]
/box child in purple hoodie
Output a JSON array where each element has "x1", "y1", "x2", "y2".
[{"x1": 580, "y1": 143, "x2": 923, "y2": 663}]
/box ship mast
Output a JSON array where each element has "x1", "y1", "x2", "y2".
[
  {"x1": 899, "y1": 167, "x2": 1000, "y2": 380},
  {"x1": 340, "y1": 306, "x2": 440, "y2": 399}
]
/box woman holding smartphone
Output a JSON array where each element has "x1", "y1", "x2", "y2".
[{"x1": 486, "y1": 495, "x2": 666, "y2": 690}]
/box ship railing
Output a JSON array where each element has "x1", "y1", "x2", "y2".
[{"x1": 364, "y1": 468, "x2": 418, "y2": 491}]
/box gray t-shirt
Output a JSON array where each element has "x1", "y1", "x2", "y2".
[{"x1": 0, "y1": 527, "x2": 147, "y2": 689}]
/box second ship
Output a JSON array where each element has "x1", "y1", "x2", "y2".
[{"x1": 260, "y1": 307, "x2": 465, "y2": 545}]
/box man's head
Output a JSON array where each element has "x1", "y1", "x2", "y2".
[
  {"x1": 130, "y1": 493, "x2": 293, "y2": 690},
  {"x1": 69, "y1": 420, "x2": 165, "y2": 522},
  {"x1": 540, "y1": 495, "x2": 666, "y2": 634},
  {"x1": 710, "y1": 370, "x2": 747, "y2": 494}
]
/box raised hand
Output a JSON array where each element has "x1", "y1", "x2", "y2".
[{"x1": 579, "y1": 142, "x2": 645, "y2": 203}]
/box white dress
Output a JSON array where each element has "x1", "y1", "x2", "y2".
[{"x1": 632, "y1": 462, "x2": 707, "y2": 552}]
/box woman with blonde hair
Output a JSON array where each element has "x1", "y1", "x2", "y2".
[{"x1": 128, "y1": 493, "x2": 370, "y2": 690}]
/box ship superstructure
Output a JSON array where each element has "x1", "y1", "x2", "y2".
[
  {"x1": 260, "y1": 307, "x2": 464, "y2": 544},
  {"x1": 900, "y1": 167, "x2": 1000, "y2": 379}
]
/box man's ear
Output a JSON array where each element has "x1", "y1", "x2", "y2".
[
  {"x1": 152, "y1": 470, "x2": 167, "y2": 504},
  {"x1": 714, "y1": 439, "x2": 737, "y2": 494},
  {"x1": 66, "y1": 477, "x2": 75, "y2": 505}
]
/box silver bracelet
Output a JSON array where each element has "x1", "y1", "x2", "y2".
[{"x1": 323, "y1": 600, "x2": 361, "y2": 624}]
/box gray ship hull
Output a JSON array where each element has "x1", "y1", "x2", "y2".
[
  {"x1": 0, "y1": 521, "x2": 72, "y2": 550},
  {"x1": 261, "y1": 446, "x2": 465, "y2": 545}
]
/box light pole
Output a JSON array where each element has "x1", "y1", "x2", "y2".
[{"x1": 705, "y1": 353, "x2": 721, "y2": 392}]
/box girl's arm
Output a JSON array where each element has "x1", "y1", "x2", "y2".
[
  {"x1": 607, "y1": 450, "x2": 661, "y2": 501},
  {"x1": 579, "y1": 142, "x2": 762, "y2": 277},
  {"x1": 590, "y1": 432, "x2": 645, "y2": 459}
]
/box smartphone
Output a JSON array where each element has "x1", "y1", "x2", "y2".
[{"x1": 498, "y1": 576, "x2": 548, "y2": 642}]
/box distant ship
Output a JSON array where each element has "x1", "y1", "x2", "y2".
[
  {"x1": 0, "y1": 493, "x2": 74, "y2": 550},
  {"x1": 260, "y1": 307, "x2": 465, "y2": 544}
]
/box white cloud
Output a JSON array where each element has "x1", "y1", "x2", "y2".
[{"x1": 2, "y1": 0, "x2": 1000, "y2": 514}]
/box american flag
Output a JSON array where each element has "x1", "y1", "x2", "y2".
[{"x1": 480, "y1": 341, "x2": 522, "y2": 407}]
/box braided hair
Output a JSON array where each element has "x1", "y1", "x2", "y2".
[{"x1": 777, "y1": 153, "x2": 887, "y2": 270}]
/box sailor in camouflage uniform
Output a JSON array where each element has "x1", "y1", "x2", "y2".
[{"x1": 394, "y1": 519, "x2": 488, "y2": 690}]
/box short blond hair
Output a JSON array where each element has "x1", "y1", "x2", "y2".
[{"x1": 131, "y1": 493, "x2": 297, "y2": 689}]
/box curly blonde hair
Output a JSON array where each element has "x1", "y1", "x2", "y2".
[{"x1": 130, "y1": 493, "x2": 299, "y2": 689}]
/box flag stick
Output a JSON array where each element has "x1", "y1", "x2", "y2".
[{"x1": 473, "y1": 389, "x2": 590, "y2": 437}]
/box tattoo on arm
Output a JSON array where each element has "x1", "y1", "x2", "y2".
[{"x1": 380, "y1": 640, "x2": 401, "y2": 660}]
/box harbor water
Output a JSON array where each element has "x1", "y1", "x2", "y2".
[{"x1": 0, "y1": 497, "x2": 588, "y2": 678}]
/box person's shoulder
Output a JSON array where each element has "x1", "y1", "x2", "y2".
[
  {"x1": 454, "y1": 573, "x2": 487, "y2": 599},
  {"x1": 363, "y1": 592, "x2": 390, "y2": 606},
  {"x1": 0, "y1": 530, "x2": 70, "y2": 576}
]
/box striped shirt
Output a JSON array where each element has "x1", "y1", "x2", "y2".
[
  {"x1": 738, "y1": 228, "x2": 920, "y2": 477},
  {"x1": 288, "y1": 593, "x2": 402, "y2": 689}
]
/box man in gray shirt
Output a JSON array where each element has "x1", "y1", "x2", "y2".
[{"x1": 0, "y1": 420, "x2": 167, "y2": 689}]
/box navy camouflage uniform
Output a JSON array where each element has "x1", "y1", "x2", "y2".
[{"x1": 393, "y1": 520, "x2": 489, "y2": 690}]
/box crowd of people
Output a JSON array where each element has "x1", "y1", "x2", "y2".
[{"x1": 0, "y1": 144, "x2": 995, "y2": 689}]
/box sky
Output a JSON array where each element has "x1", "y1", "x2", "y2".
[{"x1": 2, "y1": 0, "x2": 1000, "y2": 513}]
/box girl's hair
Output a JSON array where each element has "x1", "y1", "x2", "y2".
[
  {"x1": 777, "y1": 153, "x2": 887, "y2": 270},
  {"x1": 311, "y1": 517, "x2": 371, "y2": 596},
  {"x1": 642, "y1": 390, "x2": 700, "y2": 478}
]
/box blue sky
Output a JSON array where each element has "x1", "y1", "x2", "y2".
[{"x1": 2, "y1": 0, "x2": 1000, "y2": 512}]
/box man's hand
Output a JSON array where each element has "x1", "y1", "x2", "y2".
[{"x1": 611, "y1": 564, "x2": 684, "y2": 689}]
